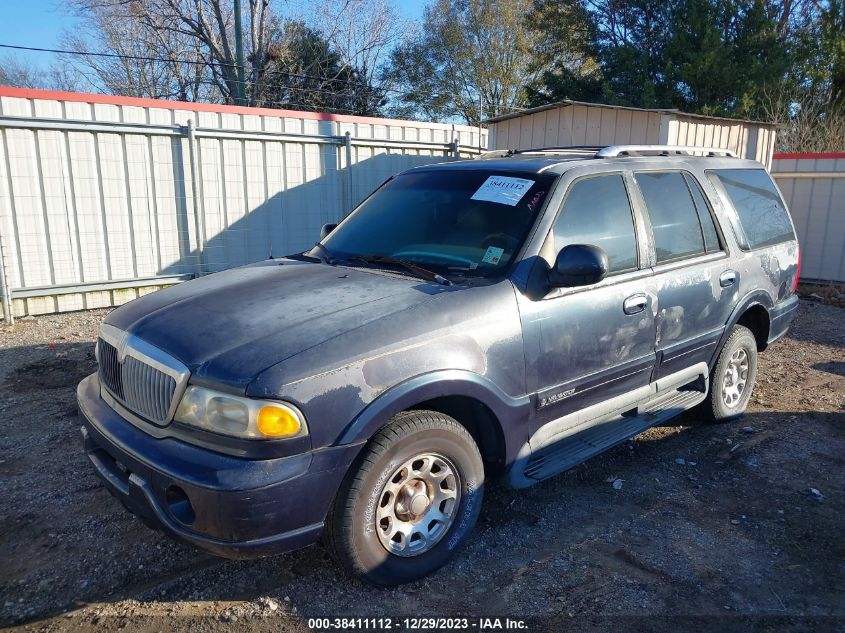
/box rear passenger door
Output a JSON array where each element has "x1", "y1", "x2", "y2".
[{"x1": 632, "y1": 170, "x2": 737, "y2": 380}]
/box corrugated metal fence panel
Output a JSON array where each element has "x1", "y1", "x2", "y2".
[
  {"x1": 0, "y1": 88, "x2": 487, "y2": 318},
  {"x1": 772, "y1": 154, "x2": 845, "y2": 283}
]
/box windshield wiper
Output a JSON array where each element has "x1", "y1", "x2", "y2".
[{"x1": 346, "y1": 255, "x2": 452, "y2": 286}]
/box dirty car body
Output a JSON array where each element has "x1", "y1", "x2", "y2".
[{"x1": 78, "y1": 146, "x2": 800, "y2": 578}]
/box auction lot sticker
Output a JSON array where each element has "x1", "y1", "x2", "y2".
[{"x1": 471, "y1": 176, "x2": 535, "y2": 206}]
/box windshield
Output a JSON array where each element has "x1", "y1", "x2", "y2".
[{"x1": 319, "y1": 169, "x2": 555, "y2": 277}]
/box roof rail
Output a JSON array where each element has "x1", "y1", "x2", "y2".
[
  {"x1": 596, "y1": 145, "x2": 738, "y2": 158},
  {"x1": 477, "y1": 146, "x2": 601, "y2": 159},
  {"x1": 477, "y1": 149, "x2": 515, "y2": 159},
  {"x1": 513, "y1": 146, "x2": 602, "y2": 155}
]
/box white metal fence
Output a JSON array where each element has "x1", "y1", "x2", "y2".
[
  {"x1": 0, "y1": 88, "x2": 487, "y2": 322},
  {"x1": 771, "y1": 153, "x2": 845, "y2": 284}
]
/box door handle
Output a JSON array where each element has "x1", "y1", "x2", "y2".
[
  {"x1": 720, "y1": 270, "x2": 737, "y2": 287},
  {"x1": 623, "y1": 294, "x2": 648, "y2": 315}
]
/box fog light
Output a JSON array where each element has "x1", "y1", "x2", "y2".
[
  {"x1": 165, "y1": 485, "x2": 195, "y2": 525},
  {"x1": 257, "y1": 405, "x2": 301, "y2": 437}
]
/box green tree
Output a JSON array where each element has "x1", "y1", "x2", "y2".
[
  {"x1": 820, "y1": 0, "x2": 845, "y2": 107},
  {"x1": 382, "y1": 0, "x2": 540, "y2": 124},
  {"x1": 261, "y1": 21, "x2": 386, "y2": 115},
  {"x1": 534, "y1": 0, "x2": 802, "y2": 117},
  {"x1": 523, "y1": 0, "x2": 603, "y2": 106},
  {"x1": 586, "y1": 0, "x2": 676, "y2": 108},
  {"x1": 661, "y1": 0, "x2": 794, "y2": 117}
]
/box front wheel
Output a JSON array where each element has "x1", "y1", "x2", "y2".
[
  {"x1": 325, "y1": 410, "x2": 484, "y2": 586},
  {"x1": 702, "y1": 324, "x2": 759, "y2": 421}
]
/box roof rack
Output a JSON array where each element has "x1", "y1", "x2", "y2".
[
  {"x1": 477, "y1": 146, "x2": 600, "y2": 160},
  {"x1": 595, "y1": 145, "x2": 738, "y2": 158},
  {"x1": 476, "y1": 144, "x2": 738, "y2": 161},
  {"x1": 513, "y1": 146, "x2": 602, "y2": 155}
]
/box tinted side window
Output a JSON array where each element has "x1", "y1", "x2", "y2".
[
  {"x1": 709, "y1": 169, "x2": 795, "y2": 249},
  {"x1": 683, "y1": 173, "x2": 721, "y2": 253},
  {"x1": 636, "y1": 172, "x2": 705, "y2": 263},
  {"x1": 553, "y1": 175, "x2": 638, "y2": 274}
]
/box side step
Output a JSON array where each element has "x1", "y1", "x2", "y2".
[{"x1": 521, "y1": 387, "x2": 705, "y2": 483}]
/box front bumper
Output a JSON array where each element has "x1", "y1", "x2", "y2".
[{"x1": 78, "y1": 373, "x2": 362, "y2": 559}]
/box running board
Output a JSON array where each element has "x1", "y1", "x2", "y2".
[{"x1": 510, "y1": 364, "x2": 708, "y2": 487}]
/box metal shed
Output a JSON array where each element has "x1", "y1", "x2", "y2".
[{"x1": 486, "y1": 100, "x2": 777, "y2": 168}]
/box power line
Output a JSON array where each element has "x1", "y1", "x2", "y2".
[
  {"x1": 0, "y1": 41, "x2": 529, "y2": 118},
  {"x1": 0, "y1": 43, "x2": 238, "y2": 69},
  {"x1": 0, "y1": 42, "x2": 401, "y2": 93}
]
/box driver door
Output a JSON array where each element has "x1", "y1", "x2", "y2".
[{"x1": 516, "y1": 173, "x2": 658, "y2": 434}]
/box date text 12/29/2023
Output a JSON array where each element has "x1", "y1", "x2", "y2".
[{"x1": 307, "y1": 617, "x2": 529, "y2": 631}]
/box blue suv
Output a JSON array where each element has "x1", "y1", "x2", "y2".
[{"x1": 78, "y1": 145, "x2": 800, "y2": 585}]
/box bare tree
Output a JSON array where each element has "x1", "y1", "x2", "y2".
[
  {"x1": 0, "y1": 55, "x2": 83, "y2": 91},
  {"x1": 294, "y1": 0, "x2": 404, "y2": 112},
  {"x1": 761, "y1": 86, "x2": 845, "y2": 153},
  {"x1": 67, "y1": 0, "x2": 275, "y2": 105},
  {"x1": 65, "y1": 1, "x2": 217, "y2": 101},
  {"x1": 146, "y1": 0, "x2": 275, "y2": 105}
]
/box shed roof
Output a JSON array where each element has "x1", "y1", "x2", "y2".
[{"x1": 485, "y1": 99, "x2": 776, "y2": 128}]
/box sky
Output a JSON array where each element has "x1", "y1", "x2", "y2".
[
  {"x1": 0, "y1": 0, "x2": 427, "y2": 71},
  {"x1": 0, "y1": 0, "x2": 79, "y2": 69}
]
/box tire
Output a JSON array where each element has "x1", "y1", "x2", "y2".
[
  {"x1": 701, "y1": 324, "x2": 758, "y2": 422},
  {"x1": 325, "y1": 410, "x2": 484, "y2": 586}
]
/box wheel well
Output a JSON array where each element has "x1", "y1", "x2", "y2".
[
  {"x1": 405, "y1": 396, "x2": 507, "y2": 475},
  {"x1": 736, "y1": 304, "x2": 770, "y2": 351}
]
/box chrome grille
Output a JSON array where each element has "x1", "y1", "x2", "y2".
[
  {"x1": 97, "y1": 339, "x2": 124, "y2": 400},
  {"x1": 96, "y1": 325, "x2": 189, "y2": 426},
  {"x1": 121, "y1": 356, "x2": 177, "y2": 423}
]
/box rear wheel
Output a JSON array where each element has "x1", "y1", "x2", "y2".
[
  {"x1": 702, "y1": 324, "x2": 758, "y2": 421},
  {"x1": 325, "y1": 410, "x2": 484, "y2": 586}
]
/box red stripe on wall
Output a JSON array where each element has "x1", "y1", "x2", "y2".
[
  {"x1": 0, "y1": 85, "x2": 467, "y2": 131},
  {"x1": 773, "y1": 152, "x2": 845, "y2": 160}
]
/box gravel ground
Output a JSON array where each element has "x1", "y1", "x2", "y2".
[{"x1": 1, "y1": 297, "x2": 843, "y2": 632}]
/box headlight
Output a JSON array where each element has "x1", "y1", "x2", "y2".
[{"x1": 174, "y1": 386, "x2": 307, "y2": 439}]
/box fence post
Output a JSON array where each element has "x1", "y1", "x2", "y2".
[
  {"x1": 0, "y1": 227, "x2": 14, "y2": 326},
  {"x1": 185, "y1": 120, "x2": 205, "y2": 277},
  {"x1": 344, "y1": 131, "x2": 353, "y2": 213}
]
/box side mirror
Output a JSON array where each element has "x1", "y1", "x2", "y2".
[
  {"x1": 549, "y1": 244, "x2": 609, "y2": 288},
  {"x1": 320, "y1": 223, "x2": 337, "y2": 240}
]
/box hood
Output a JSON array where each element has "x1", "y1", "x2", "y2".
[{"x1": 105, "y1": 259, "x2": 441, "y2": 391}]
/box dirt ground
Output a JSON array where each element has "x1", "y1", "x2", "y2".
[{"x1": 1, "y1": 295, "x2": 843, "y2": 633}]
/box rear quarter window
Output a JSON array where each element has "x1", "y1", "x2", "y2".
[{"x1": 708, "y1": 169, "x2": 795, "y2": 250}]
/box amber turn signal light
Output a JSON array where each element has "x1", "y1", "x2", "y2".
[{"x1": 256, "y1": 405, "x2": 301, "y2": 437}]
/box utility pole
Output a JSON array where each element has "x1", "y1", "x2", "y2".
[
  {"x1": 234, "y1": 0, "x2": 246, "y2": 105},
  {"x1": 478, "y1": 90, "x2": 483, "y2": 153}
]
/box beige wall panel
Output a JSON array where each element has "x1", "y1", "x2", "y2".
[
  {"x1": 546, "y1": 107, "x2": 561, "y2": 146},
  {"x1": 586, "y1": 106, "x2": 602, "y2": 145},
  {"x1": 571, "y1": 106, "x2": 588, "y2": 144},
  {"x1": 614, "y1": 110, "x2": 632, "y2": 144}
]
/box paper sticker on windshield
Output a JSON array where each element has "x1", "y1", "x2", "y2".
[
  {"x1": 482, "y1": 246, "x2": 504, "y2": 265},
  {"x1": 471, "y1": 176, "x2": 535, "y2": 206}
]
